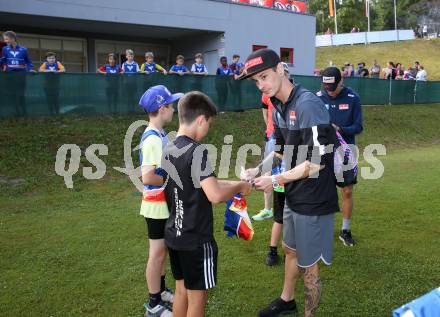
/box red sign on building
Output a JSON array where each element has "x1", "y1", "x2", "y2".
[
  {"x1": 273, "y1": 0, "x2": 307, "y2": 13},
  {"x1": 231, "y1": 0, "x2": 307, "y2": 13}
]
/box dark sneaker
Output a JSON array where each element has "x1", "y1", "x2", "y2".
[
  {"x1": 266, "y1": 252, "x2": 280, "y2": 266},
  {"x1": 339, "y1": 230, "x2": 355, "y2": 246},
  {"x1": 259, "y1": 297, "x2": 297, "y2": 317}
]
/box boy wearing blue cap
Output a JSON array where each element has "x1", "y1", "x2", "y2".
[{"x1": 138, "y1": 85, "x2": 183, "y2": 317}]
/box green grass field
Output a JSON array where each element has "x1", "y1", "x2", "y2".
[
  {"x1": 316, "y1": 39, "x2": 440, "y2": 80},
  {"x1": 1, "y1": 105, "x2": 440, "y2": 317}
]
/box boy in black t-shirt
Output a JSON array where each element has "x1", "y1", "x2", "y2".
[{"x1": 163, "y1": 91, "x2": 252, "y2": 317}]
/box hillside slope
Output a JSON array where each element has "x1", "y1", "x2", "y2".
[{"x1": 316, "y1": 39, "x2": 440, "y2": 80}]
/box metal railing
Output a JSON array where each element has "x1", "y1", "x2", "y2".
[{"x1": 316, "y1": 29, "x2": 415, "y2": 47}]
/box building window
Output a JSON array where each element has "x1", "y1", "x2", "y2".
[
  {"x1": 252, "y1": 45, "x2": 267, "y2": 51},
  {"x1": 280, "y1": 48, "x2": 294, "y2": 65},
  {"x1": 20, "y1": 34, "x2": 87, "y2": 72}
]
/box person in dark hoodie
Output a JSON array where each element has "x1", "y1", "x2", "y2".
[{"x1": 317, "y1": 66, "x2": 363, "y2": 247}]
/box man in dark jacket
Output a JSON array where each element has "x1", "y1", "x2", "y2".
[
  {"x1": 317, "y1": 66, "x2": 363, "y2": 246},
  {"x1": 241, "y1": 49, "x2": 339, "y2": 317}
]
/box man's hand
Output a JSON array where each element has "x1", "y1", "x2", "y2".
[
  {"x1": 332, "y1": 123, "x2": 341, "y2": 132},
  {"x1": 253, "y1": 175, "x2": 273, "y2": 193},
  {"x1": 240, "y1": 181, "x2": 252, "y2": 196},
  {"x1": 240, "y1": 167, "x2": 260, "y2": 182}
]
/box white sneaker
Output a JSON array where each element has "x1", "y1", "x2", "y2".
[
  {"x1": 144, "y1": 303, "x2": 172, "y2": 317},
  {"x1": 161, "y1": 288, "x2": 174, "y2": 304}
]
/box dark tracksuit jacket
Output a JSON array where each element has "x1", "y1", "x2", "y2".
[{"x1": 317, "y1": 87, "x2": 363, "y2": 145}]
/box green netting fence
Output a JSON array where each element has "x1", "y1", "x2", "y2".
[{"x1": 0, "y1": 73, "x2": 439, "y2": 118}]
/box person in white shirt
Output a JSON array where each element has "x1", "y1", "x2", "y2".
[
  {"x1": 423, "y1": 25, "x2": 428, "y2": 38},
  {"x1": 370, "y1": 60, "x2": 381, "y2": 78},
  {"x1": 416, "y1": 65, "x2": 427, "y2": 81}
]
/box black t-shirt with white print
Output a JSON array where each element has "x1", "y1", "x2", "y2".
[{"x1": 163, "y1": 135, "x2": 216, "y2": 251}]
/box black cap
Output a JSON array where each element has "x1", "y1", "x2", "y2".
[
  {"x1": 239, "y1": 48, "x2": 281, "y2": 80},
  {"x1": 322, "y1": 67, "x2": 342, "y2": 92}
]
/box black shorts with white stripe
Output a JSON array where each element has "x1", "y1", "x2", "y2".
[{"x1": 168, "y1": 240, "x2": 218, "y2": 290}]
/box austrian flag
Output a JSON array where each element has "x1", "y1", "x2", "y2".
[
  {"x1": 289, "y1": 111, "x2": 296, "y2": 120},
  {"x1": 224, "y1": 194, "x2": 254, "y2": 241}
]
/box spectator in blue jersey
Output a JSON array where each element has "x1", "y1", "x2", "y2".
[
  {"x1": 97, "y1": 53, "x2": 122, "y2": 74},
  {"x1": 39, "y1": 52, "x2": 65, "y2": 115},
  {"x1": 0, "y1": 31, "x2": 33, "y2": 72},
  {"x1": 317, "y1": 67, "x2": 363, "y2": 247},
  {"x1": 122, "y1": 49, "x2": 140, "y2": 111},
  {"x1": 190, "y1": 53, "x2": 208, "y2": 76},
  {"x1": 1, "y1": 31, "x2": 34, "y2": 116},
  {"x1": 168, "y1": 55, "x2": 189, "y2": 95},
  {"x1": 122, "y1": 49, "x2": 140, "y2": 74},
  {"x1": 169, "y1": 55, "x2": 190, "y2": 76},
  {"x1": 230, "y1": 54, "x2": 245, "y2": 79},
  {"x1": 141, "y1": 52, "x2": 167, "y2": 75},
  {"x1": 39, "y1": 52, "x2": 66, "y2": 73},
  {"x1": 97, "y1": 53, "x2": 123, "y2": 113},
  {"x1": 190, "y1": 53, "x2": 208, "y2": 92},
  {"x1": 215, "y1": 56, "x2": 233, "y2": 109},
  {"x1": 229, "y1": 54, "x2": 245, "y2": 110},
  {"x1": 216, "y1": 56, "x2": 233, "y2": 76}
]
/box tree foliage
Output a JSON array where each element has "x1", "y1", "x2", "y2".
[{"x1": 308, "y1": 0, "x2": 427, "y2": 34}]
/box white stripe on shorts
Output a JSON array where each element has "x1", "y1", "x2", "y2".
[
  {"x1": 203, "y1": 243, "x2": 215, "y2": 289},
  {"x1": 209, "y1": 243, "x2": 215, "y2": 287},
  {"x1": 203, "y1": 243, "x2": 209, "y2": 288}
]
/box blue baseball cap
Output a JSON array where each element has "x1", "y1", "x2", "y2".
[{"x1": 139, "y1": 85, "x2": 183, "y2": 113}]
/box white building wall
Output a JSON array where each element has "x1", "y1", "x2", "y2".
[{"x1": 1, "y1": 0, "x2": 316, "y2": 75}]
